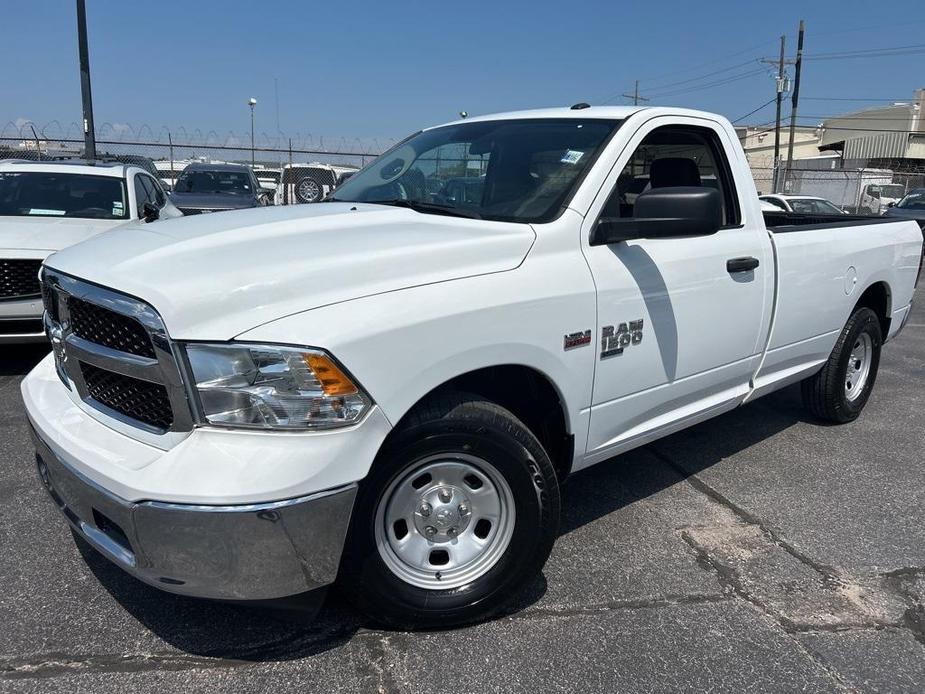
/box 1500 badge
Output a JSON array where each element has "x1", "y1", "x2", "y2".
[{"x1": 601, "y1": 320, "x2": 643, "y2": 358}]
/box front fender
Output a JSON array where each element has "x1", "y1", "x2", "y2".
[{"x1": 236, "y1": 258, "x2": 598, "y2": 464}]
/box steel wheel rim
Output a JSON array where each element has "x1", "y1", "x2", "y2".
[
  {"x1": 297, "y1": 178, "x2": 320, "y2": 201},
  {"x1": 845, "y1": 332, "x2": 872, "y2": 401},
  {"x1": 374, "y1": 453, "x2": 516, "y2": 590}
]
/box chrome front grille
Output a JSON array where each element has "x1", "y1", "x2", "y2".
[
  {"x1": 0, "y1": 258, "x2": 42, "y2": 300},
  {"x1": 68, "y1": 296, "x2": 156, "y2": 358},
  {"x1": 80, "y1": 361, "x2": 174, "y2": 429},
  {"x1": 41, "y1": 270, "x2": 193, "y2": 434}
]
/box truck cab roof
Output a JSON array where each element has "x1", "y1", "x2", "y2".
[{"x1": 429, "y1": 105, "x2": 729, "y2": 129}]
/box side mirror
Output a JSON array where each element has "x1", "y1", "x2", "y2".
[
  {"x1": 591, "y1": 187, "x2": 723, "y2": 245},
  {"x1": 142, "y1": 201, "x2": 160, "y2": 223},
  {"x1": 887, "y1": 201, "x2": 896, "y2": 208}
]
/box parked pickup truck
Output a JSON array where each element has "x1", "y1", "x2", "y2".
[
  {"x1": 0, "y1": 159, "x2": 181, "y2": 342},
  {"x1": 23, "y1": 106, "x2": 922, "y2": 628}
]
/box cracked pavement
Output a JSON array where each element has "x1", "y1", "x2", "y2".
[{"x1": 1, "y1": 286, "x2": 923, "y2": 693}]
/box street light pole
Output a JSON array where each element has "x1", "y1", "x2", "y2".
[
  {"x1": 248, "y1": 97, "x2": 257, "y2": 167},
  {"x1": 76, "y1": 0, "x2": 96, "y2": 160}
]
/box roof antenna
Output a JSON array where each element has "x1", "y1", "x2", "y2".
[{"x1": 570, "y1": 102, "x2": 591, "y2": 110}]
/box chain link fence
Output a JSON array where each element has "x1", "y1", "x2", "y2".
[
  {"x1": 0, "y1": 120, "x2": 396, "y2": 204},
  {"x1": 4, "y1": 119, "x2": 924, "y2": 215},
  {"x1": 749, "y1": 157, "x2": 925, "y2": 214}
]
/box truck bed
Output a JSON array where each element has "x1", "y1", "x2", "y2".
[{"x1": 762, "y1": 211, "x2": 903, "y2": 232}]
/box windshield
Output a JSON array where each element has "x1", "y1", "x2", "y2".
[
  {"x1": 0, "y1": 172, "x2": 128, "y2": 219},
  {"x1": 330, "y1": 118, "x2": 622, "y2": 223},
  {"x1": 879, "y1": 184, "x2": 905, "y2": 199},
  {"x1": 175, "y1": 169, "x2": 253, "y2": 195},
  {"x1": 897, "y1": 191, "x2": 925, "y2": 210}
]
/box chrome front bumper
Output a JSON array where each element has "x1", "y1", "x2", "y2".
[
  {"x1": 0, "y1": 296, "x2": 45, "y2": 343},
  {"x1": 30, "y1": 424, "x2": 357, "y2": 601}
]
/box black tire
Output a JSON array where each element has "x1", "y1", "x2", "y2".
[
  {"x1": 801, "y1": 306, "x2": 882, "y2": 423},
  {"x1": 338, "y1": 392, "x2": 560, "y2": 629},
  {"x1": 294, "y1": 174, "x2": 323, "y2": 203}
]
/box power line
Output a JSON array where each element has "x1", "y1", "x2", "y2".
[
  {"x1": 640, "y1": 58, "x2": 762, "y2": 92},
  {"x1": 644, "y1": 67, "x2": 767, "y2": 99},
  {"x1": 802, "y1": 125, "x2": 923, "y2": 133},
  {"x1": 802, "y1": 44, "x2": 925, "y2": 61},
  {"x1": 732, "y1": 97, "x2": 778, "y2": 124},
  {"x1": 598, "y1": 46, "x2": 770, "y2": 104},
  {"x1": 630, "y1": 38, "x2": 776, "y2": 86},
  {"x1": 805, "y1": 43, "x2": 925, "y2": 55},
  {"x1": 801, "y1": 97, "x2": 914, "y2": 101},
  {"x1": 796, "y1": 114, "x2": 917, "y2": 121}
]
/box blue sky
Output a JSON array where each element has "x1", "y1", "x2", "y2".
[{"x1": 2, "y1": 0, "x2": 924, "y2": 146}]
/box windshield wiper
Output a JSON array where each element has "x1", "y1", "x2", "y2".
[{"x1": 368, "y1": 199, "x2": 482, "y2": 219}]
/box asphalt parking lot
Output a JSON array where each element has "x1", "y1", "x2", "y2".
[{"x1": 1, "y1": 287, "x2": 923, "y2": 694}]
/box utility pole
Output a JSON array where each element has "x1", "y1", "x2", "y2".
[
  {"x1": 622, "y1": 80, "x2": 650, "y2": 106},
  {"x1": 773, "y1": 35, "x2": 786, "y2": 192},
  {"x1": 785, "y1": 20, "x2": 805, "y2": 186},
  {"x1": 76, "y1": 0, "x2": 96, "y2": 160}
]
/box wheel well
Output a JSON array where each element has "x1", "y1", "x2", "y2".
[
  {"x1": 854, "y1": 282, "x2": 891, "y2": 337},
  {"x1": 396, "y1": 365, "x2": 574, "y2": 481}
]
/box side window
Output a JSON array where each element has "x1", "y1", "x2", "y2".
[
  {"x1": 133, "y1": 175, "x2": 149, "y2": 217},
  {"x1": 789, "y1": 199, "x2": 814, "y2": 214},
  {"x1": 141, "y1": 175, "x2": 164, "y2": 207},
  {"x1": 601, "y1": 124, "x2": 740, "y2": 226}
]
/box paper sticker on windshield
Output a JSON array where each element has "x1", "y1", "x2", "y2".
[
  {"x1": 561, "y1": 150, "x2": 584, "y2": 165},
  {"x1": 28, "y1": 208, "x2": 65, "y2": 216},
  {"x1": 112, "y1": 201, "x2": 123, "y2": 209}
]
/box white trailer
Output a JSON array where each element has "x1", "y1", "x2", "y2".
[{"x1": 789, "y1": 168, "x2": 905, "y2": 214}]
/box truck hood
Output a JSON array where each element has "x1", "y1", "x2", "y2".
[
  {"x1": 168, "y1": 192, "x2": 257, "y2": 211},
  {"x1": 44, "y1": 203, "x2": 536, "y2": 339},
  {"x1": 0, "y1": 216, "x2": 124, "y2": 252}
]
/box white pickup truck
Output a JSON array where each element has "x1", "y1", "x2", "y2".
[
  {"x1": 23, "y1": 106, "x2": 922, "y2": 628},
  {"x1": 0, "y1": 160, "x2": 181, "y2": 342}
]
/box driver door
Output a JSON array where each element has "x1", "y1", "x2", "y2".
[{"x1": 580, "y1": 117, "x2": 774, "y2": 462}]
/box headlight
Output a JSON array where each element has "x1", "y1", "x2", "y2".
[{"x1": 183, "y1": 343, "x2": 371, "y2": 430}]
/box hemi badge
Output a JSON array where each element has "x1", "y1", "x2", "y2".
[{"x1": 564, "y1": 330, "x2": 592, "y2": 350}]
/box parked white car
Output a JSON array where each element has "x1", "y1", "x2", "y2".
[
  {"x1": 0, "y1": 160, "x2": 181, "y2": 342},
  {"x1": 759, "y1": 199, "x2": 781, "y2": 212},
  {"x1": 759, "y1": 194, "x2": 847, "y2": 215},
  {"x1": 23, "y1": 106, "x2": 922, "y2": 629}
]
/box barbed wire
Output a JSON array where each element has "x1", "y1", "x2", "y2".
[{"x1": 0, "y1": 119, "x2": 396, "y2": 156}]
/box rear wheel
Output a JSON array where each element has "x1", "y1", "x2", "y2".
[
  {"x1": 801, "y1": 306, "x2": 882, "y2": 423},
  {"x1": 294, "y1": 175, "x2": 323, "y2": 203},
  {"x1": 338, "y1": 393, "x2": 560, "y2": 628}
]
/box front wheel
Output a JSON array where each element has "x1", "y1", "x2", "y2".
[
  {"x1": 338, "y1": 394, "x2": 560, "y2": 628},
  {"x1": 801, "y1": 306, "x2": 882, "y2": 423}
]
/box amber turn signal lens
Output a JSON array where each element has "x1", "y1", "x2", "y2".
[{"x1": 304, "y1": 354, "x2": 359, "y2": 396}]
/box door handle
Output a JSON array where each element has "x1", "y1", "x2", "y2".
[{"x1": 727, "y1": 257, "x2": 760, "y2": 273}]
